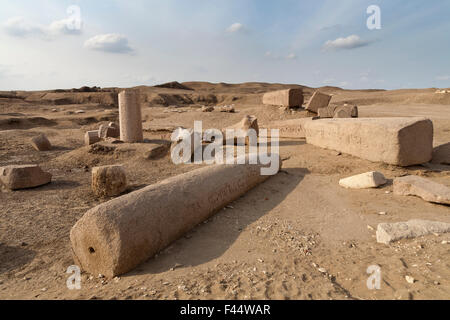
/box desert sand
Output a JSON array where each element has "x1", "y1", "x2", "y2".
[{"x1": 0, "y1": 82, "x2": 449, "y2": 300}]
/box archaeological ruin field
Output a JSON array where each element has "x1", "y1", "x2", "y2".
[{"x1": 0, "y1": 82, "x2": 449, "y2": 300}]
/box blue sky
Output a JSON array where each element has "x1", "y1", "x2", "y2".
[{"x1": 0, "y1": 0, "x2": 449, "y2": 90}]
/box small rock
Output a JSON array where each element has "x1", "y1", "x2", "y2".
[
  {"x1": 405, "y1": 276, "x2": 415, "y2": 284},
  {"x1": 378, "y1": 211, "x2": 387, "y2": 215},
  {"x1": 75, "y1": 110, "x2": 86, "y2": 114},
  {"x1": 41, "y1": 288, "x2": 47, "y2": 292},
  {"x1": 442, "y1": 240, "x2": 448, "y2": 244},
  {"x1": 339, "y1": 171, "x2": 387, "y2": 189},
  {"x1": 318, "y1": 268, "x2": 327, "y2": 273},
  {"x1": 376, "y1": 220, "x2": 450, "y2": 245},
  {"x1": 393, "y1": 175, "x2": 450, "y2": 205}
]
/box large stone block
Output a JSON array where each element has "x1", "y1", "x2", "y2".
[
  {"x1": 377, "y1": 220, "x2": 450, "y2": 245},
  {"x1": 304, "y1": 117, "x2": 433, "y2": 166},
  {"x1": 0, "y1": 165, "x2": 52, "y2": 190},
  {"x1": 305, "y1": 91, "x2": 332, "y2": 113},
  {"x1": 264, "y1": 118, "x2": 313, "y2": 139},
  {"x1": 70, "y1": 155, "x2": 281, "y2": 278},
  {"x1": 393, "y1": 175, "x2": 450, "y2": 205},
  {"x1": 262, "y1": 89, "x2": 303, "y2": 107}
]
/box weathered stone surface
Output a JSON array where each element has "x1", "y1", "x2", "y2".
[
  {"x1": 318, "y1": 106, "x2": 335, "y2": 118},
  {"x1": 306, "y1": 91, "x2": 332, "y2": 113},
  {"x1": 0, "y1": 165, "x2": 52, "y2": 190},
  {"x1": 31, "y1": 134, "x2": 52, "y2": 151},
  {"x1": 85, "y1": 130, "x2": 101, "y2": 146},
  {"x1": 91, "y1": 165, "x2": 127, "y2": 198},
  {"x1": 99, "y1": 124, "x2": 120, "y2": 139},
  {"x1": 264, "y1": 118, "x2": 314, "y2": 139},
  {"x1": 393, "y1": 175, "x2": 450, "y2": 205},
  {"x1": 262, "y1": 89, "x2": 304, "y2": 107},
  {"x1": 432, "y1": 142, "x2": 450, "y2": 165},
  {"x1": 339, "y1": 171, "x2": 387, "y2": 189},
  {"x1": 71, "y1": 154, "x2": 281, "y2": 278},
  {"x1": 304, "y1": 117, "x2": 433, "y2": 166},
  {"x1": 119, "y1": 90, "x2": 143, "y2": 143},
  {"x1": 377, "y1": 220, "x2": 450, "y2": 245},
  {"x1": 333, "y1": 105, "x2": 358, "y2": 118}
]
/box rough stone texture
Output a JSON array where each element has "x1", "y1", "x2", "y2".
[
  {"x1": 339, "y1": 171, "x2": 387, "y2": 189},
  {"x1": 333, "y1": 105, "x2": 358, "y2": 118},
  {"x1": 70, "y1": 155, "x2": 281, "y2": 278},
  {"x1": 304, "y1": 117, "x2": 433, "y2": 166},
  {"x1": 91, "y1": 165, "x2": 127, "y2": 198},
  {"x1": 318, "y1": 106, "x2": 335, "y2": 118},
  {"x1": 119, "y1": 90, "x2": 144, "y2": 143},
  {"x1": 377, "y1": 220, "x2": 450, "y2": 245},
  {"x1": 31, "y1": 134, "x2": 52, "y2": 151},
  {"x1": 99, "y1": 124, "x2": 120, "y2": 139},
  {"x1": 306, "y1": 91, "x2": 332, "y2": 113},
  {"x1": 0, "y1": 165, "x2": 52, "y2": 190},
  {"x1": 264, "y1": 118, "x2": 314, "y2": 139},
  {"x1": 262, "y1": 89, "x2": 304, "y2": 107},
  {"x1": 432, "y1": 142, "x2": 450, "y2": 165},
  {"x1": 85, "y1": 130, "x2": 101, "y2": 146},
  {"x1": 393, "y1": 175, "x2": 450, "y2": 205}
]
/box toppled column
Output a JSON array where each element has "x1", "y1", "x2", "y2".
[
  {"x1": 262, "y1": 89, "x2": 303, "y2": 108},
  {"x1": 377, "y1": 220, "x2": 450, "y2": 244},
  {"x1": 304, "y1": 117, "x2": 433, "y2": 166},
  {"x1": 0, "y1": 165, "x2": 52, "y2": 190},
  {"x1": 118, "y1": 90, "x2": 143, "y2": 143},
  {"x1": 85, "y1": 130, "x2": 101, "y2": 146},
  {"x1": 70, "y1": 155, "x2": 281, "y2": 278}
]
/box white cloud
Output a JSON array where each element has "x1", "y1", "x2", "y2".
[
  {"x1": 436, "y1": 75, "x2": 450, "y2": 81},
  {"x1": 84, "y1": 34, "x2": 134, "y2": 54},
  {"x1": 3, "y1": 17, "x2": 41, "y2": 37},
  {"x1": 3, "y1": 16, "x2": 82, "y2": 38},
  {"x1": 46, "y1": 18, "x2": 82, "y2": 36},
  {"x1": 227, "y1": 22, "x2": 245, "y2": 33},
  {"x1": 322, "y1": 35, "x2": 370, "y2": 51}
]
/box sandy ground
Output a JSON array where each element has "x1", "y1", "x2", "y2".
[{"x1": 0, "y1": 83, "x2": 449, "y2": 300}]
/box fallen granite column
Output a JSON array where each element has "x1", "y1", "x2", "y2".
[
  {"x1": 70, "y1": 154, "x2": 281, "y2": 278},
  {"x1": 118, "y1": 90, "x2": 143, "y2": 143}
]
